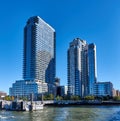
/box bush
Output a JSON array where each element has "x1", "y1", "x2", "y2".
[
  {"x1": 56, "y1": 96, "x2": 63, "y2": 100},
  {"x1": 84, "y1": 96, "x2": 95, "y2": 100},
  {"x1": 43, "y1": 94, "x2": 54, "y2": 100},
  {"x1": 4, "y1": 96, "x2": 14, "y2": 101},
  {"x1": 70, "y1": 95, "x2": 81, "y2": 100},
  {"x1": 113, "y1": 96, "x2": 120, "y2": 101}
]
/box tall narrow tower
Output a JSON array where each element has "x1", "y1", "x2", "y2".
[
  {"x1": 88, "y1": 43, "x2": 97, "y2": 95},
  {"x1": 23, "y1": 16, "x2": 56, "y2": 83},
  {"x1": 67, "y1": 38, "x2": 88, "y2": 97},
  {"x1": 67, "y1": 38, "x2": 97, "y2": 97}
]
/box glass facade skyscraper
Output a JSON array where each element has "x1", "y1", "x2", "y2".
[
  {"x1": 23, "y1": 16, "x2": 56, "y2": 83},
  {"x1": 88, "y1": 44, "x2": 97, "y2": 95},
  {"x1": 67, "y1": 38, "x2": 97, "y2": 97},
  {"x1": 9, "y1": 16, "x2": 56, "y2": 97}
]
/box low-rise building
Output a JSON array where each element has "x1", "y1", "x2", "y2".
[
  {"x1": 9, "y1": 80, "x2": 48, "y2": 99},
  {"x1": 116, "y1": 90, "x2": 120, "y2": 96},
  {"x1": 94, "y1": 82, "x2": 113, "y2": 97},
  {"x1": 57, "y1": 86, "x2": 68, "y2": 97},
  {"x1": 112, "y1": 88, "x2": 117, "y2": 97},
  {"x1": 0, "y1": 91, "x2": 7, "y2": 99}
]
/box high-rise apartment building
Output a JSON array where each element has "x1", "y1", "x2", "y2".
[
  {"x1": 88, "y1": 43, "x2": 97, "y2": 95},
  {"x1": 67, "y1": 38, "x2": 97, "y2": 97},
  {"x1": 9, "y1": 16, "x2": 56, "y2": 97},
  {"x1": 23, "y1": 16, "x2": 56, "y2": 83}
]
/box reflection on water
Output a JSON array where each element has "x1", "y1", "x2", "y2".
[{"x1": 0, "y1": 105, "x2": 120, "y2": 121}]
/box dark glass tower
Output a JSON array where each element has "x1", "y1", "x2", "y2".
[
  {"x1": 23, "y1": 16, "x2": 56, "y2": 83},
  {"x1": 88, "y1": 43, "x2": 97, "y2": 95}
]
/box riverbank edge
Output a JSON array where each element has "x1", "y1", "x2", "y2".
[
  {"x1": 45, "y1": 101, "x2": 120, "y2": 107},
  {"x1": 1, "y1": 100, "x2": 120, "y2": 111}
]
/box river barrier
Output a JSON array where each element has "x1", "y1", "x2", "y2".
[
  {"x1": 0, "y1": 100, "x2": 120, "y2": 111},
  {"x1": 0, "y1": 100, "x2": 44, "y2": 111}
]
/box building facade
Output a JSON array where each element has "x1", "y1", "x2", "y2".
[
  {"x1": 94, "y1": 82, "x2": 113, "y2": 97},
  {"x1": 0, "y1": 91, "x2": 7, "y2": 99},
  {"x1": 9, "y1": 16, "x2": 56, "y2": 97},
  {"x1": 9, "y1": 80, "x2": 48, "y2": 98},
  {"x1": 88, "y1": 44, "x2": 97, "y2": 95},
  {"x1": 56, "y1": 86, "x2": 68, "y2": 97},
  {"x1": 112, "y1": 88, "x2": 117, "y2": 97},
  {"x1": 23, "y1": 16, "x2": 56, "y2": 83},
  {"x1": 116, "y1": 90, "x2": 120, "y2": 96},
  {"x1": 67, "y1": 38, "x2": 97, "y2": 97}
]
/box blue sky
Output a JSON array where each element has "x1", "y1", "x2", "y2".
[{"x1": 0, "y1": 0, "x2": 120, "y2": 94}]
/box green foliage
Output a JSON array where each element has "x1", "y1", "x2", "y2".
[
  {"x1": 84, "y1": 96, "x2": 95, "y2": 100},
  {"x1": 55, "y1": 95, "x2": 81, "y2": 100},
  {"x1": 22, "y1": 97, "x2": 28, "y2": 101},
  {"x1": 4, "y1": 96, "x2": 14, "y2": 101},
  {"x1": 56, "y1": 96, "x2": 63, "y2": 100},
  {"x1": 94, "y1": 96, "x2": 102, "y2": 100},
  {"x1": 102, "y1": 96, "x2": 111, "y2": 101},
  {"x1": 70, "y1": 95, "x2": 81, "y2": 100},
  {"x1": 43, "y1": 94, "x2": 54, "y2": 100},
  {"x1": 113, "y1": 96, "x2": 120, "y2": 101},
  {"x1": 63, "y1": 95, "x2": 70, "y2": 100}
]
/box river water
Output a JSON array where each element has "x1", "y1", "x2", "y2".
[{"x1": 0, "y1": 105, "x2": 120, "y2": 121}]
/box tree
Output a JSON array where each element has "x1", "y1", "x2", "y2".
[
  {"x1": 84, "y1": 96, "x2": 95, "y2": 100},
  {"x1": 4, "y1": 96, "x2": 14, "y2": 101},
  {"x1": 22, "y1": 97, "x2": 28, "y2": 101},
  {"x1": 43, "y1": 94, "x2": 54, "y2": 100},
  {"x1": 11, "y1": 96, "x2": 14, "y2": 101},
  {"x1": 63, "y1": 95, "x2": 70, "y2": 100},
  {"x1": 113, "y1": 96, "x2": 120, "y2": 101},
  {"x1": 102, "y1": 95, "x2": 111, "y2": 101},
  {"x1": 70, "y1": 95, "x2": 81, "y2": 100},
  {"x1": 56, "y1": 96, "x2": 63, "y2": 100}
]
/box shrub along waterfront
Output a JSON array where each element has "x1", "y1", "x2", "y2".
[{"x1": 3, "y1": 94, "x2": 120, "y2": 102}]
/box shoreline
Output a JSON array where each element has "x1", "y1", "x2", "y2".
[
  {"x1": 1, "y1": 100, "x2": 120, "y2": 111},
  {"x1": 45, "y1": 101, "x2": 120, "y2": 107}
]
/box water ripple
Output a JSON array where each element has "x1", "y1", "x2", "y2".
[{"x1": 0, "y1": 105, "x2": 120, "y2": 121}]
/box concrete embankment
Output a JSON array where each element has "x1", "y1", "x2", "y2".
[
  {"x1": 1, "y1": 100, "x2": 120, "y2": 110},
  {"x1": 0, "y1": 100, "x2": 44, "y2": 111},
  {"x1": 45, "y1": 100, "x2": 120, "y2": 106}
]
